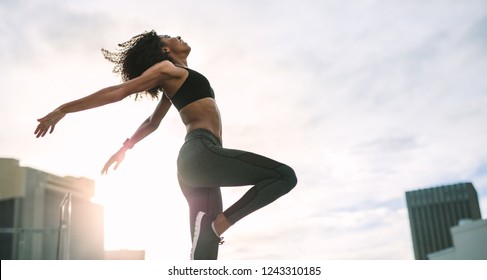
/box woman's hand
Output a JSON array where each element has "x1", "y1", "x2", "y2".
[
  {"x1": 34, "y1": 109, "x2": 66, "y2": 138},
  {"x1": 101, "y1": 148, "x2": 126, "y2": 175}
]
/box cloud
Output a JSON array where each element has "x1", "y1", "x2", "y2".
[
  {"x1": 1, "y1": 1, "x2": 114, "y2": 62},
  {"x1": 1, "y1": 0, "x2": 486, "y2": 260}
]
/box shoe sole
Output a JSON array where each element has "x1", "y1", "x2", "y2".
[{"x1": 190, "y1": 211, "x2": 205, "y2": 260}]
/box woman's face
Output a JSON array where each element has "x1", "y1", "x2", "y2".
[{"x1": 160, "y1": 35, "x2": 190, "y2": 54}]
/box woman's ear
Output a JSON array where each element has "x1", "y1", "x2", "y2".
[{"x1": 162, "y1": 47, "x2": 170, "y2": 54}]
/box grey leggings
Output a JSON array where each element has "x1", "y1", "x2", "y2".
[{"x1": 177, "y1": 129, "x2": 297, "y2": 237}]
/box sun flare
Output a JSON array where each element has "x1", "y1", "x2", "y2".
[{"x1": 92, "y1": 151, "x2": 189, "y2": 259}]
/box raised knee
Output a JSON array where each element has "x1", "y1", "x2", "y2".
[{"x1": 279, "y1": 165, "x2": 297, "y2": 193}]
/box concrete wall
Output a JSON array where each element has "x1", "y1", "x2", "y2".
[
  {"x1": 428, "y1": 219, "x2": 487, "y2": 260},
  {"x1": 0, "y1": 158, "x2": 104, "y2": 259}
]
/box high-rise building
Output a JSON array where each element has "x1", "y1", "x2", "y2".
[
  {"x1": 0, "y1": 158, "x2": 104, "y2": 259},
  {"x1": 405, "y1": 182, "x2": 482, "y2": 260}
]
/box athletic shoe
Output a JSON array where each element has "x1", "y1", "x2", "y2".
[{"x1": 191, "y1": 211, "x2": 224, "y2": 260}]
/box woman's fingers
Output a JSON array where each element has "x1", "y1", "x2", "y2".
[
  {"x1": 34, "y1": 123, "x2": 55, "y2": 138},
  {"x1": 34, "y1": 125, "x2": 41, "y2": 136},
  {"x1": 114, "y1": 160, "x2": 121, "y2": 170},
  {"x1": 35, "y1": 110, "x2": 65, "y2": 138},
  {"x1": 101, "y1": 156, "x2": 121, "y2": 175},
  {"x1": 35, "y1": 124, "x2": 46, "y2": 138},
  {"x1": 101, "y1": 161, "x2": 112, "y2": 175}
]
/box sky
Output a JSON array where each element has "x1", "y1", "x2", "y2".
[{"x1": 1, "y1": 0, "x2": 487, "y2": 260}]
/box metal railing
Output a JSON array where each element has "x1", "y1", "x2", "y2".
[{"x1": 57, "y1": 193, "x2": 72, "y2": 260}]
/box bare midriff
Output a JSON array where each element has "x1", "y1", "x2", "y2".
[{"x1": 179, "y1": 97, "x2": 222, "y2": 143}]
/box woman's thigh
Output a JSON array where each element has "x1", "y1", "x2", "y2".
[{"x1": 177, "y1": 137, "x2": 284, "y2": 188}]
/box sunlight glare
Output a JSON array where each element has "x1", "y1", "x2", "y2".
[{"x1": 93, "y1": 142, "x2": 190, "y2": 259}]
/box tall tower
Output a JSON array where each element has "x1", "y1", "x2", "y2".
[{"x1": 405, "y1": 182, "x2": 482, "y2": 260}]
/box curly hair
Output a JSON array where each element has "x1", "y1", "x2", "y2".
[{"x1": 101, "y1": 30, "x2": 173, "y2": 99}]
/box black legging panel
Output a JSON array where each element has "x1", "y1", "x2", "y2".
[{"x1": 177, "y1": 129, "x2": 297, "y2": 232}]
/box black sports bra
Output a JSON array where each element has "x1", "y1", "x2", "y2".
[{"x1": 166, "y1": 68, "x2": 215, "y2": 111}]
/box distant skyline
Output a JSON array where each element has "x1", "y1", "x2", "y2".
[
  {"x1": 406, "y1": 182, "x2": 483, "y2": 260},
  {"x1": 1, "y1": 0, "x2": 486, "y2": 259}
]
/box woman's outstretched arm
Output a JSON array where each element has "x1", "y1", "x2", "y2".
[
  {"x1": 34, "y1": 61, "x2": 171, "y2": 138},
  {"x1": 101, "y1": 95, "x2": 172, "y2": 174}
]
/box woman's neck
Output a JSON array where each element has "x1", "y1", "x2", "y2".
[{"x1": 171, "y1": 57, "x2": 188, "y2": 68}]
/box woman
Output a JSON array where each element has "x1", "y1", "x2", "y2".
[{"x1": 35, "y1": 30, "x2": 297, "y2": 260}]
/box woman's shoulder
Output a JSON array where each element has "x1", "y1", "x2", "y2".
[
  {"x1": 153, "y1": 60, "x2": 186, "y2": 77},
  {"x1": 153, "y1": 60, "x2": 175, "y2": 71}
]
